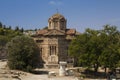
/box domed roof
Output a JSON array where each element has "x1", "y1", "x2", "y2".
[{"x1": 50, "y1": 13, "x2": 65, "y2": 19}]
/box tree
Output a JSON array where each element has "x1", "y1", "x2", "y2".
[
  {"x1": 8, "y1": 26, "x2": 12, "y2": 29},
  {"x1": 0, "y1": 28, "x2": 5, "y2": 35},
  {"x1": 20, "y1": 27, "x2": 24, "y2": 33},
  {"x1": 15, "y1": 26, "x2": 19, "y2": 31},
  {"x1": 0, "y1": 35, "x2": 8, "y2": 59},
  {"x1": 69, "y1": 28, "x2": 102, "y2": 72},
  {"x1": 0, "y1": 24, "x2": 23, "y2": 60},
  {"x1": 43, "y1": 26, "x2": 48, "y2": 29},
  {"x1": 0, "y1": 35, "x2": 8, "y2": 47},
  {"x1": 69, "y1": 33, "x2": 90, "y2": 66},
  {"x1": 3, "y1": 25, "x2": 6, "y2": 29},
  {"x1": 0, "y1": 22, "x2": 2, "y2": 28},
  {"x1": 34, "y1": 28, "x2": 37, "y2": 31},
  {"x1": 98, "y1": 25, "x2": 120, "y2": 72},
  {"x1": 7, "y1": 36, "x2": 40, "y2": 72},
  {"x1": 69, "y1": 25, "x2": 120, "y2": 72}
]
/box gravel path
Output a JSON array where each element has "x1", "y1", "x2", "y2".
[
  {"x1": 20, "y1": 74, "x2": 77, "y2": 80},
  {"x1": 0, "y1": 60, "x2": 106, "y2": 80}
]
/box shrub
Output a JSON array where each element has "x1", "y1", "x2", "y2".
[{"x1": 7, "y1": 36, "x2": 40, "y2": 72}]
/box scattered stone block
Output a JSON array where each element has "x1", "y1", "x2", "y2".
[
  {"x1": 59, "y1": 61, "x2": 67, "y2": 76},
  {"x1": 48, "y1": 71, "x2": 56, "y2": 77}
]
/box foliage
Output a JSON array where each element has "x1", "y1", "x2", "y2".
[
  {"x1": 15, "y1": 26, "x2": 19, "y2": 31},
  {"x1": 98, "y1": 25, "x2": 120, "y2": 70},
  {"x1": 69, "y1": 25, "x2": 120, "y2": 72},
  {"x1": 43, "y1": 26, "x2": 48, "y2": 29},
  {"x1": 7, "y1": 36, "x2": 40, "y2": 72},
  {"x1": 0, "y1": 22, "x2": 2, "y2": 28},
  {"x1": 0, "y1": 22, "x2": 23, "y2": 59}
]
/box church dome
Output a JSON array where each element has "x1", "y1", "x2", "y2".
[
  {"x1": 50, "y1": 13, "x2": 65, "y2": 19},
  {"x1": 48, "y1": 13, "x2": 67, "y2": 30}
]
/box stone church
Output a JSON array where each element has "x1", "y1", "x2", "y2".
[{"x1": 32, "y1": 13, "x2": 80, "y2": 68}]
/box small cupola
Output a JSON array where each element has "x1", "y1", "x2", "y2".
[{"x1": 48, "y1": 13, "x2": 67, "y2": 30}]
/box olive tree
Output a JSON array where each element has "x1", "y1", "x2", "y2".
[{"x1": 7, "y1": 36, "x2": 40, "y2": 72}]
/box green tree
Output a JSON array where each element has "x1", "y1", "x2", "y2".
[
  {"x1": 3, "y1": 25, "x2": 6, "y2": 29},
  {"x1": 69, "y1": 28, "x2": 102, "y2": 72},
  {"x1": 20, "y1": 27, "x2": 24, "y2": 33},
  {"x1": 0, "y1": 22, "x2": 2, "y2": 28},
  {"x1": 0, "y1": 35, "x2": 8, "y2": 59},
  {"x1": 69, "y1": 33, "x2": 90, "y2": 66},
  {"x1": 0, "y1": 24, "x2": 23, "y2": 60},
  {"x1": 0, "y1": 35, "x2": 8, "y2": 47},
  {"x1": 43, "y1": 26, "x2": 48, "y2": 29},
  {"x1": 0, "y1": 28, "x2": 5, "y2": 35},
  {"x1": 69, "y1": 25, "x2": 120, "y2": 72},
  {"x1": 15, "y1": 26, "x2": 19, "y2": 31},
  {"x1": 7, "y1": 36, "x2": 40, "y2": 72},
  {"x1": 8, "y1": 26, "x2": 12, "y2": 29},
  {"x1": 98, "y1": 25, "x2": 120, "y2": 72}
]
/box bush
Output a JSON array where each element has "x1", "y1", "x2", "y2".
[{"x1": 7, "y1": 36, "x2": 40, "y2": 72}]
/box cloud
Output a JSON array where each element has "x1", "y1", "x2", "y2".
[
  {"x1": 49, "y1": 1, "x2": 56, "y2": 5},
  {"x1": 49, "y1": 1, "x2": 63, "y2": 6}
]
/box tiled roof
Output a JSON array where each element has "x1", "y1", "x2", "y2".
[
  {"x1": 51, "y1": 13, "x2": 65, "y2": 19},
  {"x1": 36, "y1": 30, "x2": 48, "y2": 35},
  {"x1": 36, "y1": 29, "x2": 80, "y2": 36},
  {"x1": 66, "y1": 29, "x2": 76, "y2": 35},
  {"x1": 44, "y1": 29, "x2": 65, "y2": 35}
]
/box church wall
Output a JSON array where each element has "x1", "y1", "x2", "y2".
[
  {"x1": 37, "y1": 36, "x2": 59, "y2": 64},
  {"x1": 57, "y1": 37, "x2": 68, "y2": 62}
]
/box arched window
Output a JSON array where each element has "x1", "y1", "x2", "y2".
[
  {"x1": 53, "y1": 18, "x2": 58, "y2": 29},
  {"x1": 49, "y1": 45, "x2": 56, "y2": 55},
  {"x1": 60, "y1": 18, "x2": 66, "y2": 30}
]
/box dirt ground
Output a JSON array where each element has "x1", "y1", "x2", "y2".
[
  {"x1": 0, "y1": 60, "x2": 106, "y2": 80},
  {"x1": 0, "y1": 60, "x2": 77, "y2": 80}
]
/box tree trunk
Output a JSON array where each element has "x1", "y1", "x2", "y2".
[
  {"x1": 94, "y1": 64, "x2": 98, "y2": 72},
  {"x1": 104, "y1": 67, "x2": 107, "y2": 73}
]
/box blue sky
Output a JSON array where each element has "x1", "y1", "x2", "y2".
[{"x1": 0, "y1": 0, "x2": 120, "y2": 32}]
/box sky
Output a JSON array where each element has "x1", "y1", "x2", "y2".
[{"x1": 0, "y1": 0, "x2": 120, "y2": 32}]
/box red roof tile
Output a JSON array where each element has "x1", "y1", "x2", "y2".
[
  {"x1": 36, "y1": 29, "x2": 80, "y2": 36},
  {"x1": 36, "y1": 30, "x2": 48, "y2": 35},
  {"x1": 66, "y1": 29, "x2": 76, "y2": 35}
]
